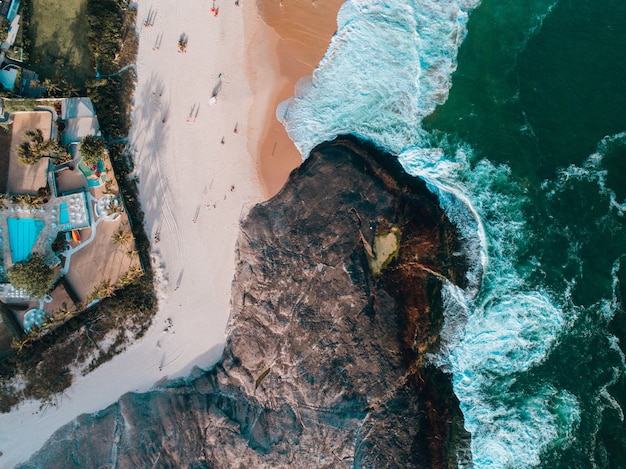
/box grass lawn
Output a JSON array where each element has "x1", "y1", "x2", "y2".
[{"x1": 28, "y1": 0, "x2": 93, "y2": 89}]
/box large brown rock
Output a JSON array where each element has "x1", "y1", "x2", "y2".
[{"x1": 21, "y1": 135, "x2": 475, "y2": 468}]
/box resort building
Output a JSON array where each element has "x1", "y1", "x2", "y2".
[{"x1": 0, "y1": 98, "x2": 138, "y2": 349}]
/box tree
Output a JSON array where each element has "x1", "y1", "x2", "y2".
[
  {"x1": 111, "y1": 229, "x2": 131, "y2": 245},
  {"x1": 107, "y1": 199, "x2": 123, "y2": 215},
  {"x1": 6, "y1": 253, "x2": 55, "y2": 298},
  {"x1": 87, "y1": 280, "x2": 114, "y2": 303},
  {"x1": 13, "y1": 194, "x2": 39, "y2": 210},
  {"x1": 15, "y1": 141, "x2": 39, "y2": 165},
  {"x1": 16, "y1": 129, "x2": 70, "y2": 166},
  {"x1": 80, "y1": 135, "x2": 105, "y2": 167},
  {"x1": 0, "y1": 20, "x2": 9, "y2": 45},
  {"x1": 42, "y1": 78, "x2": 62, "y2": 97}
]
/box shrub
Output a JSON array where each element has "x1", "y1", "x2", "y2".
[
  {"x1": 80, "y1": 135, "x2": 104, "y2": 167},
  {"x1": 7, "y1": 253, "x2": 55, "y2": 298}
]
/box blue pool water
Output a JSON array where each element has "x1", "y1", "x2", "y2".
[
  {"x1": 59, "y1": 203, "x2": 69, "y2": 225},
  {"x1": 7, "y1": 217, "x2": 45, "y2": 263}
]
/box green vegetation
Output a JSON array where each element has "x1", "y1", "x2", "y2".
[
  {"x1": 79, "y1": 134, "x2": 104, "y2": 167},
  {"x1": 2, "y1": 99, "x2": 38, "y2": 113},
  {"x1": 15, "y1": 128, "x2": 70, "y2": 165},
  {"x1": 86, "y1": 0, "x2": 137, "y2": 139},
  {"x1": 7, "y1": 253, "x2": 55, "y2": 298},
  {"x1": 111, "y1": 229, "x2": 131, "y2": 245},
  {"x1": 365, "y1": 226, "x2": 402, "y2": 277},
  {"x1": 0, "y1": 19, "x2": 9, "y2": 44},
  {"x1": 28, "y1": 0, "x2": 92, "y2": 92},
  {"x1": 0, "y1": 270, "x2": 155, "y2": 412}
]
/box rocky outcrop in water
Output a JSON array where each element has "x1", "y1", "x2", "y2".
[{"x1": 21, "y1": 135, "x2": 475, "y2": 468}]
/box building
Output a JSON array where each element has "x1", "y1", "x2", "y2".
[{"x1": 61, "y1": 97, "x2": 101, "y2": 145}]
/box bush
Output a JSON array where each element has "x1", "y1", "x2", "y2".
[
  {"x1": 0, "y1": 19, "x2": 9, "y2": 44},
  {"x1": 7, "y1": 253, "x2": 55, "y2": 298},
  {"x1": 80, "y1": 135, "x2": 104, "y2": 167}
]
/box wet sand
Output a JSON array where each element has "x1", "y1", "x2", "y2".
[{"x1": 247, "y1": 0, "x2": 345, "y2": 197}]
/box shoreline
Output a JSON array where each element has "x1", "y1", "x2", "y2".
[{"x1": 249, "y1": 0, "x2": 345, "y2": 198}]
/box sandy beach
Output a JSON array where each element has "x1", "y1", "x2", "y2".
[
  {"x1": 251, "y1": 0, "x2": 344, "y2": 196},
  {"x1": 0, "y1": 0, "x2": 342, "y2": 465}
]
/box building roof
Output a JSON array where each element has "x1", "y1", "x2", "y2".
[
  {"x1": 61, "y1": 97, "x2": 96, "y2": 120},
  {"x1": 0, "y1": 0, "x2": 19, "y2": 22},
  {"x1": 6, "y1": 111, "x2": 52, "y2": 195},
  {"x1": 62, "y1": 116, "x2": 100, "y2": 145}
]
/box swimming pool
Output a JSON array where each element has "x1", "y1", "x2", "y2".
[
  {"x1": 7, "y1": 217, "x2": 45, "y2": 263},
  {"x1": 59, "y1": 202, "x2": 69, "y2": 225}
]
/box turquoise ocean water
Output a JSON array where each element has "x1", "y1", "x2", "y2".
[{"x1": 282, "y1": 0, "x2": 626, "y2": 467}]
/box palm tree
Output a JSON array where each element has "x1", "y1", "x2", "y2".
[
  {"x1": 12, "y1": 194, "x2": 39, "y2": 210},
  {"x1": 107, "y1": 199, "x2": 124, "y2": 215},
  {"x1": 11, "y1": 336, "x2": 32, "y2": 353},
  {"x1": 23, "y1": 128, "x2": 44, "y2": 145},
  {"x1": 60, "y1": 79, "x2": 80, "y2": 97},
  {"x1": 55, "y1": 303, "x2": 74, "y2": 320},
  {"x1": 111, "y1": 229, "x2": 131, "y2": 245},
  {"x1": 42, "y1": 78, "x2": 62, "y2": 97},
  {"x1": 87, "y1": 280, "x2": 114, "y2": 303},
  {"x1": 16, "y1": 128, "x2": 70, "y2": 165},
  {"x1": 15, "y1": 141, "x2": 39, "y2": 165},
  {"x1": 103, "y1": 179, "x2": 114, "y2": 195},
  {"x1": 22, "y1": 194, "x2": 40, "y2": 210},
  {"x1": 128, "y1": 265, "x2": 144, "y2": 278}
]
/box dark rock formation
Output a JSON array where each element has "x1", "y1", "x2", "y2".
[{"x1": 20, "y1": 135, "x2": 475, "y2": 468}]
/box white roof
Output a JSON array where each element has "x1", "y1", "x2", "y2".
[
  {"x1": 61, "y1": 98, "x2": 96, "y2": 120},
  {"x1": 62, "y1": 117, "x2": 100, "y2": 144}
]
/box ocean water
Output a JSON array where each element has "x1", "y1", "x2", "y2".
[{"x1": 282, "y1": 0, "x2": 626, "y2": 467}]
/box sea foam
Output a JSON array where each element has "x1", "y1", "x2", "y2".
[{"x1": 282, "y1": 0, "x2": 478, "y2": 157}]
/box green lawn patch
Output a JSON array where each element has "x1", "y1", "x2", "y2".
[
  {"x1": 28, "y1": 0, "x2": 93, "y2": 89},
  {"x1": 366, "y1": 226, "x2": 402, "y2": 277}
]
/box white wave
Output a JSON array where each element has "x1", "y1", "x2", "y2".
[
  {"x1": 543, "y1": 132, "x2": 626, "y2": 216},
  {"x1": 284, "y1": 0, "x2": 479, "y2": 158}
]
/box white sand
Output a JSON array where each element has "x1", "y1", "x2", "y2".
[{"x1": 0, "y1": 0, "x2": 271, "y2": 465}]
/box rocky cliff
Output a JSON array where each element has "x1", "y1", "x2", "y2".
[{"x1": 21, "y1": 135, "x2": 476, "y2": 468}]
